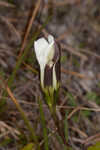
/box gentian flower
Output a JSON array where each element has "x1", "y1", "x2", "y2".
[{"x1": 34, "y1": 35, "x2": 60, "y2": 92}]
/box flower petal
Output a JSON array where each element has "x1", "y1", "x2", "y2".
[{"x1": 34, "y1": 37, "x2": 49, "y2": 67}]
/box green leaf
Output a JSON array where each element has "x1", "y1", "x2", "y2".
[
  {"x1": 7, "y1": 0, "x2": 14, "y2": 4},
  {"x1": 64, "y1": 111, "x2": 68, "y2": 142},
  {"x1": 72, "y1": 58, "x2": 80, "y2": 67},
  {"x1": 21, "y1": 143, "x2": 34, "y2": 150},
  {"x1": 38, "y1": 99, "x2": 49, "y2": 150},
  {"x1": 0, "y1": 137, "x2": 12, "y2": 147},
  {"x1": 86, "y1": 92, "x2": 100, "y2": 105},
  {"x1": 61, "y1": 55, "x2": 67, "y2": 64},
  {"x1": 67, "y1": 93, "x2": 77, "y2": 107},
  {"x1": 88, "y1": 141, "x2": 100, "y2": 150},
  {"x1": 55, "y1": 133, "x2": 67, "y2": 150},
  {"x1": 82, "y1": 110, "x2": 91, "y2": 117},
  {"x1": 86, "y1": 92, "x2": 97, "y2": 101}
]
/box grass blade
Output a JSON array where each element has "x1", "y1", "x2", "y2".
[{"x1": 38, "y1": 99, "x2": 49, "y2": 150}]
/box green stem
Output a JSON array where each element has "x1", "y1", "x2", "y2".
[
  {"x1": 38, "y1": 99, "x2": 49, "y2": 150},
  {"x1": 46, "y1": 91, "x2": 66, "y2": 146}
]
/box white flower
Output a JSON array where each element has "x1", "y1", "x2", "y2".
[
  {"x1": 34, "y1": 35, "x2": 60, "y2": 90},
  {"x1": 34, "y1": 35, "x2": 54, "y2": 68}
]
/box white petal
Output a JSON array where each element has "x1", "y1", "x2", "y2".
[
  {"x1": 48, "y1": 35, "x2": 54, "y2": 44},
  {"x1": 34, "y1": 35, "x2": 55, "y2": 68},
  {"x1": 53, "y1": 64, "x2": 57, "y2": 90},
  {"x1": 40, "y1": 67, "x2": 45, "y2": 89},
  {"x1": 47, "y1": 43, "x2": 54, "y2": 62},
  {"x1": 34, "y1": 37, "x2": 49, "y2": 67},
  {"x1": 46, "y1": 35, "x2": 55, "y2": 62},
  {"x1": 34, "y1": 35, "x2": 55, "y2": 89},
  {"x1": 34, "y1": 38, "x2": 48, "y2": 54}
]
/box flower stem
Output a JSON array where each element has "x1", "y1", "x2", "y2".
[
  {"x1": 45, "y1": 90, "x2": 67, "y2": 146},
  {"x1": 38, "y1": 98, "x2": 49, "y2": 150}
]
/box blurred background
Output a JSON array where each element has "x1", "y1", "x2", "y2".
[{"x1": 0, "y1": 0, "x2": 100, "y2": 150}]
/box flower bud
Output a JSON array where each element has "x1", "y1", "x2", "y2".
[{"x1": 34, "y1": 35, "x2": 61, "y2": 92}]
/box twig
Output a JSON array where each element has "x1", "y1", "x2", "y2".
[
  {"x1": 61, "y1": 43, "x2": 87, "y2": 61},
  {"x1": 84, "y1": 133, "x2": 100, "y2": 145},
  {"x1": 0, "y1": 1, "x2": 15, "y2": 7},
  {"x1": 19, "y1": 0, "x2": 41, "y2": 56},
  {"x1": 61, "y1": 68, "x2": 93, "y2": 79}
]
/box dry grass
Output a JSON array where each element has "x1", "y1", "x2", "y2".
[{"x1": 0, "y1": 0, "x2": 100, "y2": 150}]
